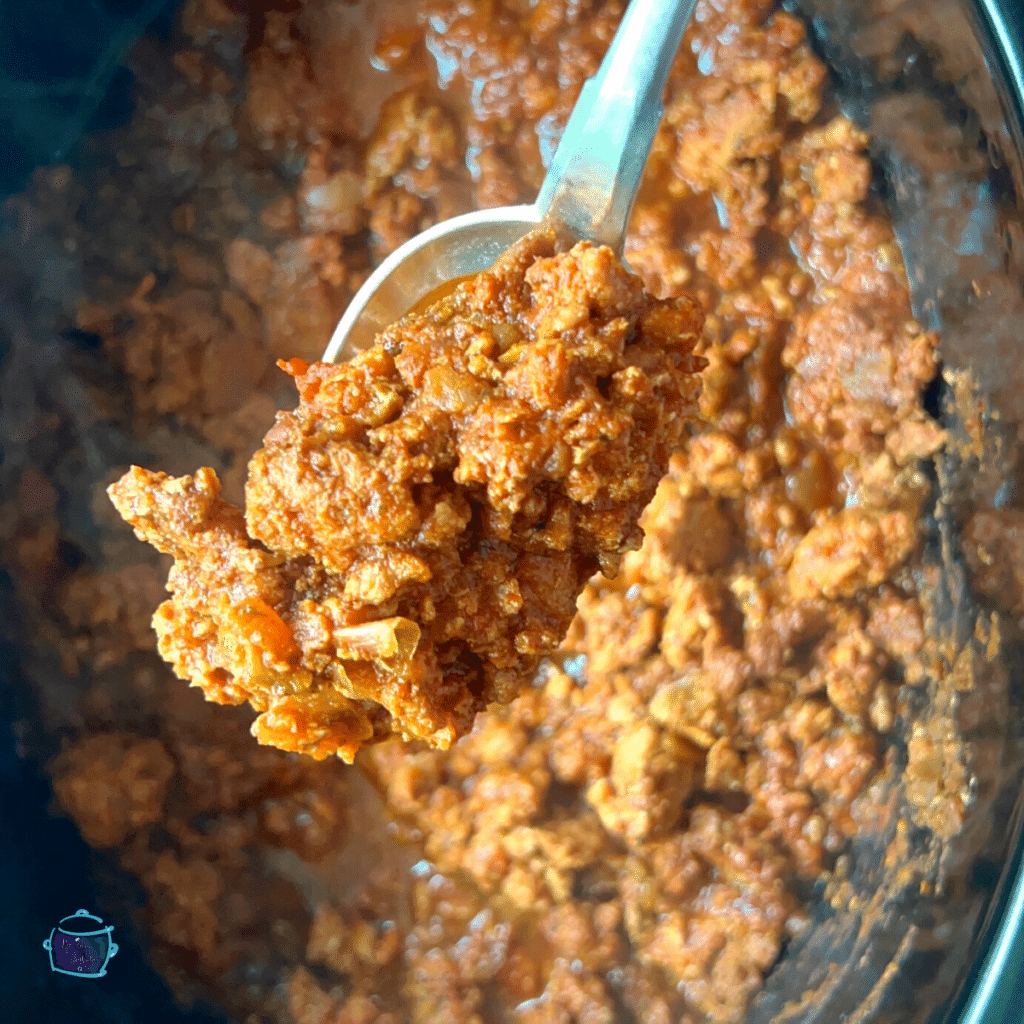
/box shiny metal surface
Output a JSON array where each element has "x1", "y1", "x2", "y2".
[
  {"x1": 322, "y1": 0, "x2": 699, "y2": 363},
  {"x1": 949, "y1": 4, "x2": 1024, "y2": 1017},
  {"x1": 321, "y1": 205, "x2": 539, "y2": 360}
]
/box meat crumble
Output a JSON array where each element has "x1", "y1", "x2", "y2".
[
  {"x1": 0, "y1": 0, "x2": 986, "y2": 1023},
  {"x1": 109, "y1": 230, "x2": 704, "y2": 760}
]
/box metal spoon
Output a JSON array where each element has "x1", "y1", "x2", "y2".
[{"x1": 323, "y1": 0, "x2": 699, "y2": 363}]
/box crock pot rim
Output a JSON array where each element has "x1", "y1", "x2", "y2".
[{"x1": 951, "y1": 1, "x2": 1024, "y2": 1021}]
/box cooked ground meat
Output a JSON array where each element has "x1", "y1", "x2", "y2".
[
  {"x1": 0, "y1": 0, "x2": 971, "y2": 1022},
  {"x1": 109, "y1": 230, "x2": 704, "y2": 760}
]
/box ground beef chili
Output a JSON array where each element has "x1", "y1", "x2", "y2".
[
  {"x1": 0, "y1": 0, "x2": 953, "y2": 1022},
  {"x1": 108, "y1": 230, "x2": 705, "y2": 761}
]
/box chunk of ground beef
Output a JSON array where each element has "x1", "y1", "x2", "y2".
[{"x1": 109, "y1": 229, "x2": 704, "y2": 761}]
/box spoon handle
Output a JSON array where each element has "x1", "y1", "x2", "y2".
[{"x1": 536, "y1": 0, "x2": 698, "y2": 252}]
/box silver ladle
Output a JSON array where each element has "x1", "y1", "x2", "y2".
[{"x1": 323, "y1": 0, "x2": 698, "y2": 363}]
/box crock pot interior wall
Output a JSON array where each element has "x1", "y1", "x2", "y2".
[
  {"x1": 752, "y1": 2, "x2": 1024, "y2": 1022},
  {"x1": 0, "y1": 3, "x2": 230, "y2": 1021},
  {"x1": 3, "y1": 2, "x2": 1024, "y2": 1023},
  {"x1": 0, "y1": 0, "x2": 178, "y2": 198}
]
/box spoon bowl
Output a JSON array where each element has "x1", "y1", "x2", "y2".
[
  {"x1": 323, "y1": 205, "x2": 539, "y2": 362},
  {"x1": 323, "y1": 0, "x2": 699, "y2": 364}
]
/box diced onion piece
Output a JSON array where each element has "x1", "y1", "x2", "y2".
[{"x1": 335, "y1": 617, "x2": 421, "y2": 662}]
